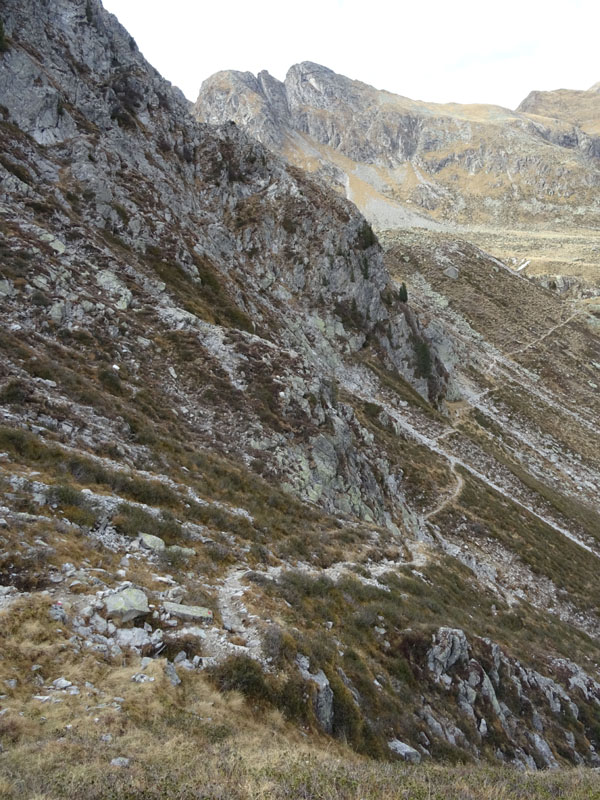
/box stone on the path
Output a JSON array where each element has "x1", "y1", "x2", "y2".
[
  {"x1": 105, "y1": 588, "x2": 149, "y2": 623},
  {"x1": 110, "y1": 757, "x2": 130, "y2": 768},
  {"x1": 162, "y1": 601, "x2": 212, "y2": 623}
]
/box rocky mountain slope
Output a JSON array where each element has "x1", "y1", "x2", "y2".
[{"x1": 1, "y1": 1, "x2": 600, "y2": 792}]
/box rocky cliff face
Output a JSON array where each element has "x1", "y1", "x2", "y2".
[
  {"x1": 1, "y1": 0, "x2": 600, "y2": 782},
  {"x1": 195, "y1": 63, "x2": 600, "y2": 230},
  {"x1": 0, "y1": 0, "x2": 450, "y2": 525}
]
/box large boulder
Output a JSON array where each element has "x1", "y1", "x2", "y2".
[
  {"x1": 139, "y1": 533, "x2": 166, "y2": 552},
  {"x1": 105, "y1": 588, "x2": 149, "y2": 623}
]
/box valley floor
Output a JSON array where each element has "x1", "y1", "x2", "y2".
[{"x1": 455, "y1": 226, "x2": 600, "y2": 289}]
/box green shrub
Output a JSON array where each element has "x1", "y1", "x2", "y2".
[
  {"x1": 356, "y1": 221, "x2": 377, "y2": 250},
  {"x1": 98, "y1": 367, "x2": 122, "y2": 395},
  {"x1": 111, "y1": 108, "x2": 136, "y2": 129},
  {"x1": 330, "y1": 673, "x2": 363, "y2": 747},
  {"x1": 278, "y1": 571, "x2": 334, "y2": 606},
  {"x1": 31, "y1": 290, "x2": 51, "y2": 307},
  {"x1": 412, "y1": 337, "x2": 432, "y2": 378},
  {"x1": 0, "y1": 380, "x2": 32, "y2": 405},
  {"x1": 276, "y1": 674, "x2": 312, "y2": 724},
  {"x1": 112, "y1": 504, "x2": 182, "y2": 543},
  {"x1": 282, "y1": 216, "x2": 297, "y2": 234},
  {"x1": 48, "y1": 485, "x2": 87, "y2": 508},
  {"x1": 334, "y1": 299, "x2": 363, "y2": 331},
  {"x1": 209, "y1": 655, "x2": 273, "y2": 702},
  {"x1": 0, "y1": 19, "x2": 9, "y2": 53},
  {"x1": 112, "y1": 203, "x2": 130, "y2": 226},
  {"x1": 0, "y1": 426, "x2": 47, "y2": 460},
  {"x1": 47, "y1": 484, "x2": 97, "y2": 527},
  {"x1": 356, "y1": 721, "x2": 387, "y2": 759},
  {"x1": 364, "y1": 401, "x2": 383, "y2": 421},
  {"x1": 387, "y1": 654, "x2": 416, "y2": 687}
]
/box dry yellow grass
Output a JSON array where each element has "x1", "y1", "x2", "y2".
[{"x1": 2, "y1": 586, "x2": 600, "y2": 798}]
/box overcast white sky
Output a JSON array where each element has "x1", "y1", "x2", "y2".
[{"x1": 102, "y1": 0, "x2": 599, "y2": 109}]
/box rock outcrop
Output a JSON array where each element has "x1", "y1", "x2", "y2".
[
  {"x1": 297, "y1": 654, "x2": 334, "y2": 733},
  {"x1": 419, "y1": 627, "x2": 600, "y2": 769}
]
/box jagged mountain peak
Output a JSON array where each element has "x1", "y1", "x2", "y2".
[{"x1": 289, "y1": 60, "x2": 333, "y2": 72}]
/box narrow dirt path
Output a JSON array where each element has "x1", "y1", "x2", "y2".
[
  {"x1": 217, "y1": 568, "x2": 262, "y2": 654},
  {"x1": 344, "y1": 378, "x2": 600, "y2": 560},
  {"x1": 201, "y1": 568, "x2": 264, "y2": 663},
  {"x1": 425, "y1": 465, "x2": 464, "y2": 521},
  {"x1": 509, "y1": 311, "x2": 582, "y2": 356}
]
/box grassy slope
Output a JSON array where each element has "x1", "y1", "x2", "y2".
[{"x1": 1, "y1": 598, "x2": 600, "y2": 800}]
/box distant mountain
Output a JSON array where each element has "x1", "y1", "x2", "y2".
[
  {"x1": 195, "y1": 63, "x2": 600, "y2": 232},
  {"x1": 517, "y1": 84, "x2": 600, "y2": 135}
]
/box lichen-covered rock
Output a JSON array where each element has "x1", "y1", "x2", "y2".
[
  {"x1": 427, "y1": 627, "x2": 469, "y2": 683},
  {"x1": 139, "y1": 533, "x2": 166, "y2": 552},
  {"x1": 105, "y1": 588, "x2": 149, "y2": 623},
  {"x1": 162, "y1": 601, "x2": 213, "y2": 623},
  {"x1": 388, "y1": 739, "x2": 421, "y2": 763},
  {"x1": 528, "y1": 732, "x2": 558, "y2": 769}
]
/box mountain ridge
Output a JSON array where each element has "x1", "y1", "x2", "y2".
[{"x1": 195, "y1": 62, "x2": 600, "y2": 284}]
